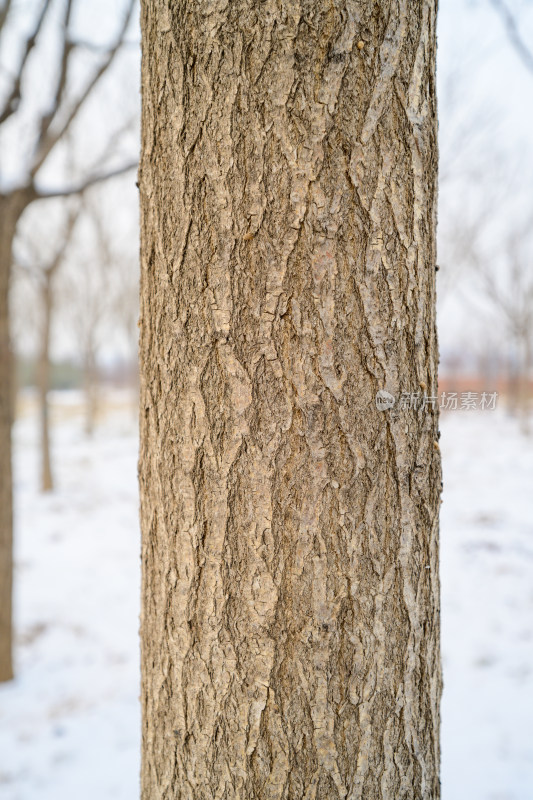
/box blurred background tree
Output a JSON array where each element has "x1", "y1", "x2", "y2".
[
  {"x1": 0, "y1": 0, "x2": 139, "y2": 682},
  {"x1": 14, "y1": 198, "x2": 80, "y2": 490}
]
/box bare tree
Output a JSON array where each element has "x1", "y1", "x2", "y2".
[
  {"x1": 456, "y1": 211, "x2": 533, "y2": 431},
  {"x1": 0, "y1": 0, "x2": 138, "y2": 681},
  {"x1": 15, "y1": 202, "x2": 79, "y2": 490},
  {"x1": 61, "y1": 193, "x2": 117, "y2": 436},
  {"x1": 485, "y1": 1, "x2": 533, "y2": 428},
  {"x1": 480, "y1": 232, "x2": 533, "y2": 431},
  {"x1": 139, "y1": 1, "x2": 441, "y2": 797}
]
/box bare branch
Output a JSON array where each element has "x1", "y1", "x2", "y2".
[
  {"x1": 93, "y1": 112, "x2": 138, "y2": 165},
  {"x1": 47, "y1": 202, "x2": 80, "y2": 277},
  {"x1": 14, "y1": 200, "x2": 80, "y2": 281},
  {"x1": 0, "y1": 0, "x2": 52, "y2": 126},
  {"x1": 30, "y1": 0, "x2": 136, "y2": 176},
  {"x1": 0, "y1": 0, "x2": 13, "y2": 36},
  {"x1": 36, "y1": 0, "x2": 75, "y2": 146},
  {"x1": 490, "y1": 0, "x2": 533, "y2": 75},
  {"x1": 69, "y1": 37, "x2": 139, "y2": 53},
  {"x1": 32, "y1": 159, "x2": 137, "y2": 200}
]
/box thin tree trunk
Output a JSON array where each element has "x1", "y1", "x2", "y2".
[
  {"x1": 83, "y1": 345, "x2": 98, "y2": 436},
  {"x1": 37, "y1": 274, "x2": 54, "y2": 491},
  {"x1": 0, "y1": 190, "x2": 29, "y2": 682},
  {"x1": 139, "y1": 3, "x2": 441, "y2": 798},
  {"x1": 518, "y1": 334, "x2": 531, "y2": 435},
  {"x1": 507, "y1": 347, "x2": 519, "y2": 415},
  {"x1": 0, "y1": 198, "x2": 14, "y2": 683}
]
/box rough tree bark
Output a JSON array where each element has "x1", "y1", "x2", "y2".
[{"x1": 139, "y1": 2, "x2": 441, "y2": 799}]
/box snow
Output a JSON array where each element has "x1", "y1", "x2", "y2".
[
  {"x1": 0, "y1": 399, "x2": 532, "y2": 799},
  {"x1": 0, "y1": 403, "x2": 140, "y2": 800},
  {"x1": 440, "y1": 409, "x2": 533, "y2": 800}
]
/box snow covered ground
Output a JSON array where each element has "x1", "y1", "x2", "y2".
[
  {"x1": 0, "y1": 396, "x2": 532, "y2": 799},
  {"x1": 440, "y1": 409, "x2": 533, "y2": 800},
  {"x1": 0, "y1": 396, "x2": 140, "y2": 800}
]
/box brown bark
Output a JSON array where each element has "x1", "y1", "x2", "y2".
[
  {"x1": 139, "y1": 2, "x2": 441, "y2": 799},
  {"x1": 0, "y1": 190, "x2": 30, "y2": 682}
]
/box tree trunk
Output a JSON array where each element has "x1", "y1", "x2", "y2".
[
  {"x1": 38, "y1": 274, "x2": 54, "y2": 491},
  {"x1": 518, "y1": 334, "x2": 531, "y2": 435},
  {"x1": 0, "y1": 190, "x2": 29, "y2": 682},
  {"x1": 139, "y1": 2, "x2": 441, "y2": 799},
  {"x1": 507, "y1": 347, "x2": 519, "y2": 416},
  {"x1": 83, "y1": 345, "x2": 98, "y2": 436}
]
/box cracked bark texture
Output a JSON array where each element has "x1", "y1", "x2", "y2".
[{"x1": 139, "y1": 1, "x2": 441, "y2": 798}]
